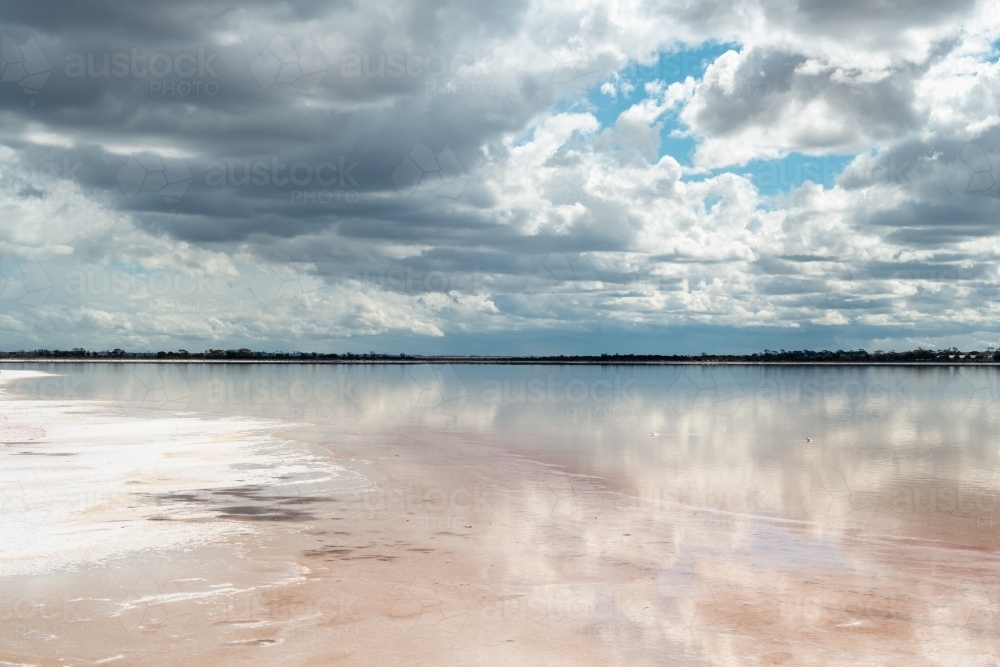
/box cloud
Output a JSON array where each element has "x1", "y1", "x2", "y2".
[{"x1": 1, "y1": 0, "x2": 1000, "y2": 352}]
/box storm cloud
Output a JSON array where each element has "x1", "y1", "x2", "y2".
[{"x1": 2, "y1": 0, "x2": 1000, "y2": 353}]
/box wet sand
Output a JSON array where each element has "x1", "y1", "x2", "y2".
[{"x1": 2, "y1": 373, "x2": 1000, "y2": 665}]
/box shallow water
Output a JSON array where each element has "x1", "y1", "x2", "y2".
[
  {"x1": 7, "y1": 362, "x2": 1000, "y2": 531},
  {"x1": 2, "y1": 363, "x2": 1000, "y2": 665}
]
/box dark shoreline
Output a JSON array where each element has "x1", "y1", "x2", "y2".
[{"x1": 1, "y1": 358, "x2": 997, "y2": 367}]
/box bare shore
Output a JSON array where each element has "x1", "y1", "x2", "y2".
[{"x1": 2, "y1": 374, "x2": 999, "y2": 665}]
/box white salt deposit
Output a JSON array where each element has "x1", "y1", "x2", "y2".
[{"x1": 0, "y1": 370, "x2": 370, "y2": 577}]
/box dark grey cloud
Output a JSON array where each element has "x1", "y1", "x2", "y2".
[
  {"x1": 791, "y1": 0, "x2": 978, "y2": 32},
  {"x1": 837, "y1": 132, "x2": 1000, "y2": 246},
  {"x1": 0, "y1": 0, "x2": 404, "y2": 43},
  {"x1": 685, "y1": 45, "x2": 933, "y2": 150},
  {"x1": 0, "y1": 0, "x2": 998, "y2": 352}
]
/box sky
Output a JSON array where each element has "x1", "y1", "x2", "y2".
[{"x1": 2, "y1": 0, "x2": 1000, "y2": 355}]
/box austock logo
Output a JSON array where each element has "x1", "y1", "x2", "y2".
[
  {"x1": 64, "y1": 48, "x2": 219, "y2": 97},
  {"x1": 390, "y1": 578, "x2": 469, "y2": 636},
  {"x1": 0, "y1": 256, "x2": 52, "y2": 306},
  {"x1": 792, "y1": 263, "x2": 875, "y2": 310},
  {"x1": 479, "y1": 374, "x2": 634, "y2": 406},
  {"x1": 525, "y1": 31, "x2": 610, "y2": 95},
  {"x1": 116, "y1": 148, "x2": 193, "y2": 202},
  {"x1": 115, "y1": 365, "x2": 193, "y2": 410},
  {"x1": 246, "y1": 252, "x2": 320, "y2": 307},
  {"x1": 391, "y1": 366, "x2": 469, "y2": 418},
  {"x1": 112, "y1": 576, "x2": 198, "y2": 637},
  {"x1": 667, "y1": 367, "x2": 744, "y2": 417},
  {"x1": 0, "y1": 157, "x2": 85, "y2": 207},
  {"x1": 392, "y1": 143, "x2": 468, "y2": 199},
  {"x1": 250, "y1": 35, "x2": 327, "y2": 92},
  {"x1": 942, "y1": 368, "x2": 997, "y2": 415},
  {"x1": 525, "y1": 252, "x2": 603, "y2": 308},
  {"x1": 1, "y1": 35, "x2": 52, "y2": 103},
  {"x1": 943, "y1": 142, "x2": 997, "y2": 198},
  {"x1": 0, "y1": 591, "x2": 89, "y2": 643}
]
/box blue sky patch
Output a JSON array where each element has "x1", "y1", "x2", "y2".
[
  {"x1": 554, "y1": 43, "x2": 861, "y2": 194},
  {"x1": 745, "y1": 153, "x2": 856, "y2": 195},
  {"x1": 553, "y1": 43, "x2": 720, "y2": 170},
  {"x1": 680, "y1": 153, "x2": 856, "y2": 195},
  {"x1": 587, "y1": 43, "x2": 739, "y2": 129}
]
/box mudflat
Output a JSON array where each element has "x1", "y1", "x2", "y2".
[{"x1": 2, "y1": 367, "x2": 1000, "y2": 665}]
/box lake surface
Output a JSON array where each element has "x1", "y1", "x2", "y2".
[
  {"x1": 2, "y1": 363, "x2": 999, "y2": 665},
  {"x1": 9, "y1": 362, "x2": 1000, "y2": 532}
]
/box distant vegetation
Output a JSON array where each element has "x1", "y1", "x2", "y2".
[{"x1": 0, "y1": 347, "x2": 996, "y2": 363}]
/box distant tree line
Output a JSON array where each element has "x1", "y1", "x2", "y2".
[
  {"x1": 0, "y1": 348, "x2": 411, "y2": 360},
  {"x1": 0, "y1": 347, "x2": 996, "y2": 362}
]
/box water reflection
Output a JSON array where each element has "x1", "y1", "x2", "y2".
[
  {"x1": 4, "y1": 363, "x2": 1000, "y2": 663},
  {"x1": 5, "y1": 362, "x2": 1000, "y2": 545}
]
